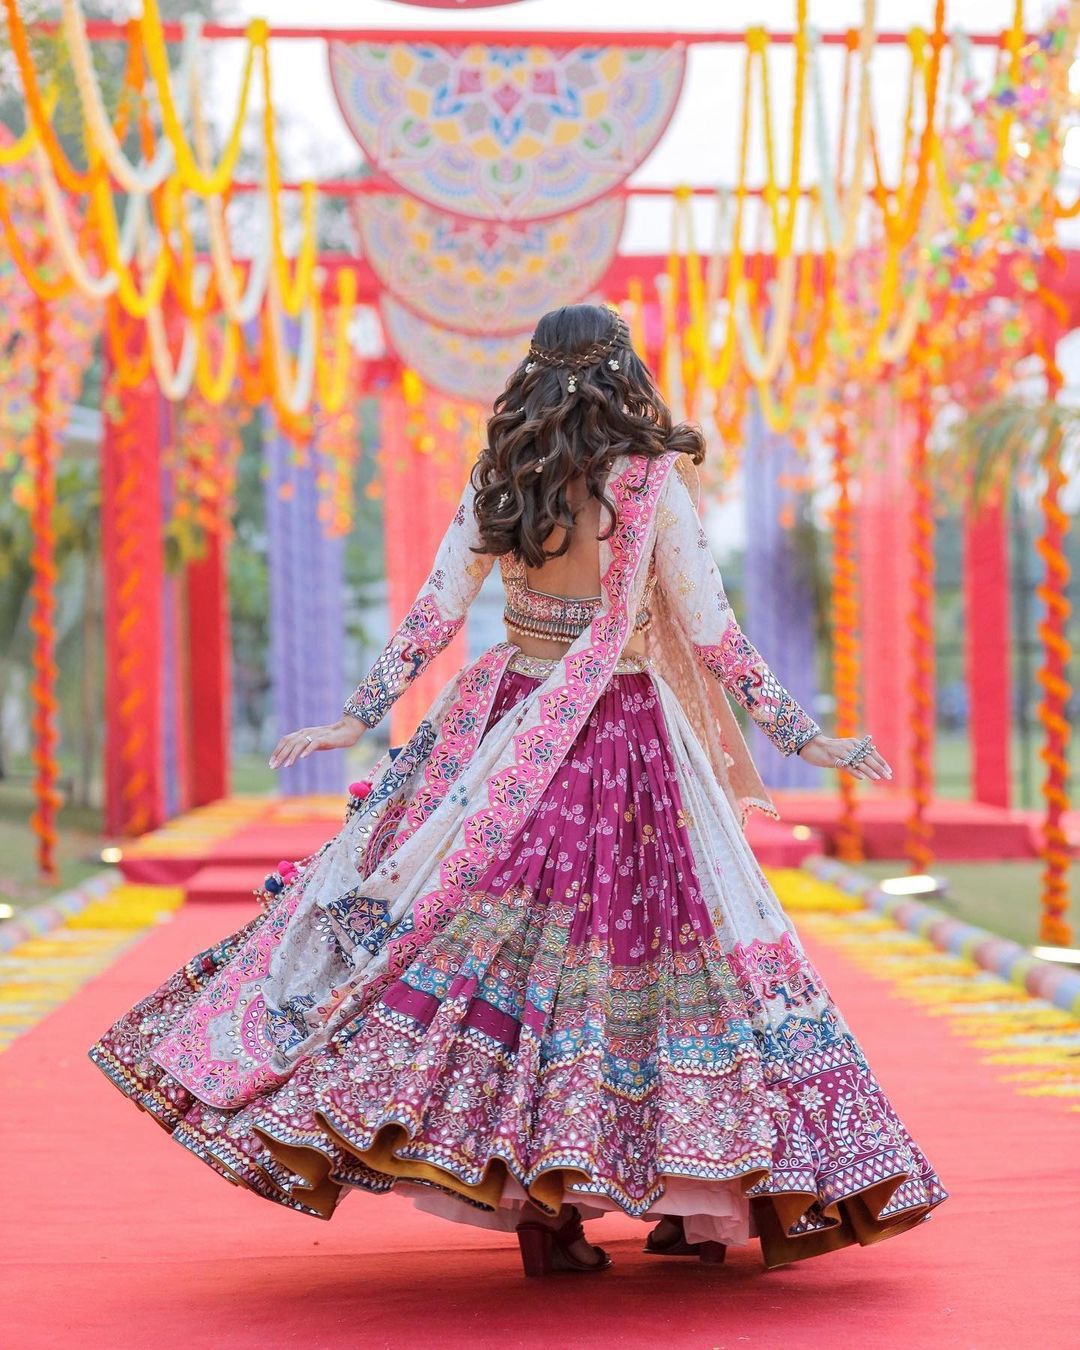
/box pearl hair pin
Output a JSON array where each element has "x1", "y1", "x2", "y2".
[{"x1": 522, "y1": 311, "x2": 630, "y2": 402}]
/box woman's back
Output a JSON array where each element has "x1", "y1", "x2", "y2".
[
  {"x1": 523, "y1": 483, "x2": 604, "y2": 600},
  {"x1": 500, "y1": 475, "x2": 656, "y2": 659}
]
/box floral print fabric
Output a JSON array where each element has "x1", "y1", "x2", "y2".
[{"x1": 90, "y1": 666, "x2": 945, "y2": 1267}]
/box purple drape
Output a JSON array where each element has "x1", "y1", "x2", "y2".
[
  {"x1": 264, "y1": 418, "x2": 347, "y2": 797},
  {"x1": 742, "y1": 402, "x2": 822, "y2": 788}
]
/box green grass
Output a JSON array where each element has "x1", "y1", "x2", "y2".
[
  {"x1": 0, "y1": 778, "x2": 106, "y2": 918},
  {"x1": 230, "y1": 753, "x2": 277, "y2": 795},
  {"x1": 935, "y1": 731, "x2": 1080, "y2": 807},
  {"x1": 230, "y1": 743, "x2": 384, "y2": 795},
  {"x1": 853, "y1": 858, "x2": 1079, "y2": 948}
]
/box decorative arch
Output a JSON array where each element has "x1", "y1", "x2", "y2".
[
  {"x1": 379, "y1": 295, "x2": 530, "y2": 404},
  {"x1": 329, "y1": 41, "x2": 686, "y2": 220},
  {"x1": 355, "y1": 193, "x2": 624, "y2": 335}
]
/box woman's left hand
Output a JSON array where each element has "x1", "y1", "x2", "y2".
[
  {"x1": 269, "y1": 717, "x2": 364, "y2": 770},
  {"x1": 797, "y1": 733, "x2": 892, "y2": 782}
]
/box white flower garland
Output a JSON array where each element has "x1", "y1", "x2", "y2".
[{"x1": 60, "y1": 2, "x2": 200, "y2": 197}]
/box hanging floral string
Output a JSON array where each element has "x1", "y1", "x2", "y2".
[
  {"x1": 1033, "y1": 334, "x2": 1073, "y2": 947},
  {"x1": 27, "y1": 283, "x2": 61, "y2": 880},
  {"x1": 0, "y1": 0, "x2": 350, "y2": 419}
]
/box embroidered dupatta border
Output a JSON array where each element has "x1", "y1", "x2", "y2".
[{"x1": 386, "y1": 642, "x2": 518, "y2": 858}]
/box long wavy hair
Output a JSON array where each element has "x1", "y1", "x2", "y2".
[{"x1": 471, "y1": 303, "x2": 705, "y2": 567}]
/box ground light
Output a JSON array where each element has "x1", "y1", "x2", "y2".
[
  {"x1": 878, "y1": 874, "x2": 949, "y2": 899},
  {"x1": 100, "y1": 846, "x2": 123, "y2": 865},
  {"x1": 1030, "y1": 946, "x2": 1080, "y2": 966},
  {"x1": 0, "y1": 902, "x2": 13, "y2": 920}
]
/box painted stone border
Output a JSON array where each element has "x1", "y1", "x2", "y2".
[
  {"x1": 803, "y1": 856, "x2": 1080, "y2": 1020},
  {"x1": 0, "y1": 870, "x2": 121, "y2": 955}
]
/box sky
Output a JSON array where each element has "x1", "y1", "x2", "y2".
[{"x1": 209, "y1": 0, "x2": 1072, "y2": 252}]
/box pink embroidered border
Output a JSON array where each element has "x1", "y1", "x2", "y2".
[{"x1": 393, "y1": 643, "x2": 516, "y2": 848}]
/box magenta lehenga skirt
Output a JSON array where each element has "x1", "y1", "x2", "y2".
[{"x1": 90, "y1": 662, "x2": 946, "y2": 1268}]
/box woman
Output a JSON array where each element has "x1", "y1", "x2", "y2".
[{"x1": 91, "y1": 304, "x2": 945, "y2": 1277}]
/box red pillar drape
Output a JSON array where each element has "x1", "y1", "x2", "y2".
[
  {"x1": 381, "y1": 390, "x2": 470, "y2": 744},
  {"x1": 101, "y1": 374, "x2": 166, "y2": 836},
  {"x1": 185, "y1": 525, "x2": 232, "y2": 806},
  {"x1": 858, "y1": 390, "x2": 916, "y2": 789},
  {"x1": 28, "y1": 290, "x2": 60, "y2": 879},
  {"x1": 905, "y1": 396, "x2": 937, "y2": 871},
  {"x1": 963, "y1": 499, "x2": 1012, "y2": 807}
]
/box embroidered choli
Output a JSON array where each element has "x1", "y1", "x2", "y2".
[
  {"x1": 344, "y1": 464, "x2": 820, "y2": 756},
  {"x1": 500, "y1": 552, "x2": 656, "y2": 644}
]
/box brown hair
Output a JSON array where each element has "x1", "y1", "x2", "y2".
[{"x1": 471, "y1": 303, "x2": 705, "y2": 568}]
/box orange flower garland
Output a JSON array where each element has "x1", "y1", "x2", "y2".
[
  {"x1": 1033, "y1": 337, "x2": 1073, "y2": 946},
  {"x1": 28, "y1": 287, "x2": 61, "y2": 880}
]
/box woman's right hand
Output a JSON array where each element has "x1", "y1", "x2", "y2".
[{"x1": 269, "y1": 716, "x2": 365, "y2": 770}]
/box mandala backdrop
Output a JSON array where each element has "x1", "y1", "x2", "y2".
[
  {"x1": 380, "y1": 295, "x2": 531, "y2": 404},
  {"x1": 383, "y1": 1, "x2": 526, "y2": 7},
  {"x1": 354, "y1": 194, "x2": 625, "y2": 335},
  {"x1": 329, "y1": 42, "x2": 686, "y2": 220}
]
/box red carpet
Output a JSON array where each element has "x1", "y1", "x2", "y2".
[{"x1": 3, "y1": 899, "x2": 1077, "y2": 1349}]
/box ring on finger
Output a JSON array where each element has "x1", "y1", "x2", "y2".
[{"x1": 841, "y1": 735, "x2": 872, "y2": 768}]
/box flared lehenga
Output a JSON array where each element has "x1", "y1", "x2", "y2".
[{"x1": 90, "y1": 660, "x2": 946, "y2": 1268}]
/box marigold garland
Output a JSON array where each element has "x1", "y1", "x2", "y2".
[
  {"x1": 1033, "y1": 336, "x2": 1074, "y2": 947},
  {"x1": 28, "y1": 287, "x2": 61, "y2": 880},
  {"x1": 2, "y1": 0, "x2": 336, "y2": 416}
]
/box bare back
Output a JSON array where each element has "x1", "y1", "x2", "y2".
[{"x1": 503, "y1": 479, "x2": 649, "y2": 659}]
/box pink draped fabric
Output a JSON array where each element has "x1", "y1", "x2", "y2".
[
  {"x1": 964, "y1": 499, "x2": 1012, "y2": 806},
  {"x1": 858, "y1": 391, "x2": 917, "y2": 787}
]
